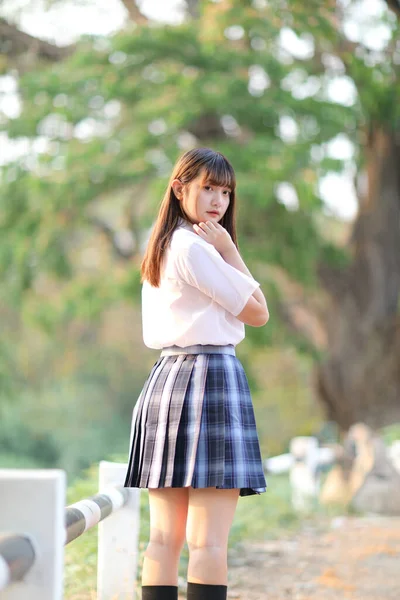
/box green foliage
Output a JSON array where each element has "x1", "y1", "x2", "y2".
[
  {"x1": 0, "y1": 378, "x2": 130, "y2": 475},
  {"x1": 2, "y1": 0, "x2": 382, "y2": 327},
  {"x1": 0, "y1": 403, "x2": 60, "y2": 466},
  {"x1": 380, "y1": 423, "x2": 400, "y2": 445},
  {"x1": 231, "y1": 474, "x2": 301, "y2": 543},
  {"x1": 245, "y1": 347, "x2": 323, "y2": 458},
  {"x1": 120, "y1": 267, "x2": 142, "y2": 302},
  {"x1": 1, "y1": 1, "x2": 399, "y2": 323},
  {"x1": 0, "y1": 452, "x2": 47, "y2": 469},
  {"x1": 0, "y1": 339, "x2": 19, "y2": 396},
  {"x1": 0, "y1": 310, "x2": 148, "y2": 478},
  {"x1": 0, "y1": 3, "x2": 398, "y2": 540}
]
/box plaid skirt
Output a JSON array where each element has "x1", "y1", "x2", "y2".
[{"x1": 123, "y1": 344, "x2": 267, "y2": 497}]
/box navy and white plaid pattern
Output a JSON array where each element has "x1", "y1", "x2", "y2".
[{"x1": 124, "y1": 345, "x2": 267, "y2": 497}]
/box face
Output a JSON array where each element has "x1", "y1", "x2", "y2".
[{"x1": 172, "y1": 171, "x2": 231, "y2": 225}]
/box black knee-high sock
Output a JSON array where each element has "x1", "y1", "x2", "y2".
[
  {"x1": 141, "y1": 585, "x2": 178, "y2": 599},
  {"x1": 187, "y1": 582, "x2": 227, "y2": 600}
]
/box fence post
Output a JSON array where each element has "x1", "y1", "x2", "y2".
[
  {"x1": 0, "y1": 469, "x2": 66, "y2": 600},
  {"x1": 289, "y1": 437, "x2": 320, "y2": 512},
  {"x1": 97, "y1": 461, "x2": 140, "y2": 600}
]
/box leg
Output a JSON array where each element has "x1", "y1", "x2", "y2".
[
  {"x1": 186, "y1": 487, "x2": 240, "y2": 585},
  {"x1": 142, "y1": 487, "x2": 189, "y2": 586}
]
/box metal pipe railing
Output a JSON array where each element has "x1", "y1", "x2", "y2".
[
  {"x1": 0, "y1": 534, "x2": 35, "y2": 592},
  {"x1": 65, "y1": 486, "x2": 129, "y2": 544},
  {"x1": 0, "y1": 462, "x2": 140, "y2": 600}
]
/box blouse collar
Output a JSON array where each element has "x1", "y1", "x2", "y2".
[{"x1": 177, "y1": 217, "x2": 195, "y2": 232}]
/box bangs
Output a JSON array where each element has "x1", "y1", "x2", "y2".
[{"x1": 201, "y1": 154, "x2": 236, "y2": 191}]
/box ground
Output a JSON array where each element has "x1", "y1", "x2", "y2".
[{"x1": 222, "y1": 516, "x2": 400, "y2": 600}]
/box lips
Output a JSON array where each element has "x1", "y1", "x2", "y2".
[{"x1": 207, "y1": 211, "x2": 219, "y2": 217}]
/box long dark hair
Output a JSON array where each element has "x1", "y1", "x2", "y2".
[{"x1": 141, "y1": 147, "x2": 238, "y2": 287}]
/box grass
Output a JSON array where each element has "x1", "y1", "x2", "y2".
[{"x1": 63, "y1": 464, "x2": 312, "y2": 599}]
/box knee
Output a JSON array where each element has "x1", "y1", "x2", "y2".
[
  {"x1": 186, "y1": 535, "x2": 227, "y2": 558},
  {"x1": 147, "y1": 528, "x2": 185, "y2": 556}
]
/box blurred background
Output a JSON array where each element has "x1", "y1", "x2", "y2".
[
  {"x1": 2, "y1": 0, "x2": 400, "y2": 477},
  {"x1": 2, "y1": 1, "x2": 400, "y2": 596},
  {"x1": 1, "y1": 0, "x2": 400, "y2": 476}
]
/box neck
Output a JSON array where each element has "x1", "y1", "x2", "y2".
[{"x1": 178, "y1": 217, "x2": 194, "y2": 230}]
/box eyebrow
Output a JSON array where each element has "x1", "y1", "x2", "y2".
[{"x1": 204, "y1": 180, "x2": 232, "y2": 192}]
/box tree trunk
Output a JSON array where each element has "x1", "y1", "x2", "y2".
[
  {"x1": 316, "y1": 126, "x2": 400, "y2": 429},
  {"x1": 185, "y1": 0, "x2": 199, "y2": 19},
  {"x1": 386, "y1": 0, "x2": 400, "y2": 18}
]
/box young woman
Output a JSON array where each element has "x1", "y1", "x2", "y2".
[{"x1": 124, "y1": 147, "x2": 269, "y2": 600}]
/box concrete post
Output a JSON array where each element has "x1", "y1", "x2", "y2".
[
  {"x1": 0, "y1": 469, "x2": 66, "y2": 600},
  {"x1": 97, "y1": 461, "x2": 141, "y2": 600}
]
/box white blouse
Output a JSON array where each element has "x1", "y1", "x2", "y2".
[{"x1": 141, "y1": 220, "x2": 260, "y2": 349}]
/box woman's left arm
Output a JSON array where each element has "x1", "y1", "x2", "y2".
[
  {"x1": 219, "y1": 244, "x2": 268, "y2": 309},
  {"x1": 193, "y1": 221, "x2": 269, "y2": 313}
]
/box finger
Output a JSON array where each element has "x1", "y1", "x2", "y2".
[
  {"x1": 206, "y1": 221, "x2": 218, "y2": 232},
  {"x1": 206, "y1": 220, "x2": 217, "y2": 229},
  {"x1": 193, "y1": 224, "x2": 207, "y2": 236},
  {"x1": 199, "y1": 221, "x2": 211, "y2": 231}
]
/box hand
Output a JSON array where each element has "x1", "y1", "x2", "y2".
[{"x1": 193, "y1": 221, "x2": 235, "y2": 255}]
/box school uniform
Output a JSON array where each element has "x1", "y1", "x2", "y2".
[{"x1": 124, "y1": 219, "x2": 267, "y2": 497}]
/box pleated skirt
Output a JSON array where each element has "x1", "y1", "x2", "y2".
[{"x1": 123, "y1": 344, "x2": 267, "y2": 497}]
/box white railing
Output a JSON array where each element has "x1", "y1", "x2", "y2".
[
  {"x1": 0, "y1": 439, "x2": 332, "y2": 600},
  {"x1": 0, "y1": 461, "x2": 140, "y2": 600},
  {"x1": 5, "y1": 435, "x2": 397, "y2": 597},
  {"x1": 264, "y1": 435, "x2": 400, "y2": 513},
  {"x1": 265, "y1": 436, "x2": 337, "y2": 512}
]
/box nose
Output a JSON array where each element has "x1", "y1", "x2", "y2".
[{"x1": 212, "y1": 190, "x2": 225, "y2": 206}]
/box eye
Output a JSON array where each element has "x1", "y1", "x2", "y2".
[
  {"x1": 223, "y1": 190, "x2": 230, "y2": 196},
  {"x1": 204, "y1": 185, "x2": 212, "y2": 191}
]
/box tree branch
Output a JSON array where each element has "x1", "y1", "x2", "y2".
[
  {"x1": 386, "y1": 0, "x2": 400, "y2": 18},
  {"x1": 0, "y1": 17, "x2": 75, "y2": 61},
  {"x1": 267, "y1": 266, "x2": 328, "y2": 351},
  {"x1": 185, "y1": 0, "x2": 200, "y2": 19},
  {"x1": 87, "y1": 216, "x2": 137, "y2": 260},
  {"x1": 119, "y1": 0, "x2": 149, "y2": 24}
]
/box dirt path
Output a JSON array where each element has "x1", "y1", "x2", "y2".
[{"x1": 226, "y1": 516, "x2": 400, "y2": 600}]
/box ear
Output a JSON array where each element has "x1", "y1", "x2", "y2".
[{"x1": 171, "y1": 178, "x2": 184, "y2": 200}]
